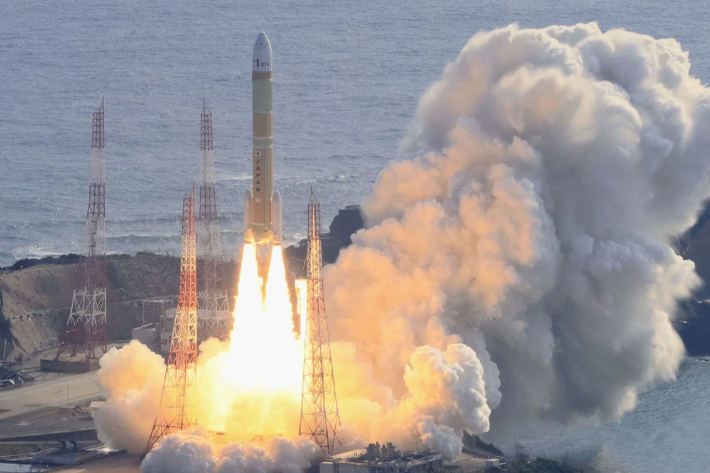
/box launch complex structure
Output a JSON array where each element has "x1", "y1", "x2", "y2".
[
  {"x1": 54, "y1": 96, "x2": 230, "y2": 364},
  {"x1": 197, "y1": 102, "x2": 230, "y2": 340},
  {"x1": 146, "y1": 188, "x2": 198, "y2": 453},
  {"x1": 300, "y1": 190, "x2": 342, "y2": 455},
  {"x1": 145, "y1": 33, "x2": 341, "y2": 456},
  {"x1": 56, "y1": 100, "x2": 108, "y2": 361}
]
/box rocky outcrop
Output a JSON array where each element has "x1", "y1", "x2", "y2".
[
  {"x1": 675, "y1": 203, "x2": 710, "y2": 355},
  {"x1": 3, "y1": 254, "x2": 83, "y2": 272},
  {"x1": 285, "y1": 205, "x2": 364, "y2": 277},
  {"x1": 0, "y1": 253, "x2": 181, "y2": 360},
  {"x1": 329, "y1": 205, "x2": 365, "y2": 241}
]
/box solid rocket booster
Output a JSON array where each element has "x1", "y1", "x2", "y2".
[{"x1": 245, "y1": 31, "x2": 282, "y2": 244}]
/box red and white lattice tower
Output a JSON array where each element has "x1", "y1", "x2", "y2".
[
  {"x1": 197, "y1": 101, "x2": 230, "y2": 340},
  {"x1": 146, "y1": 188, "x2": 198, "y2": 453},
  {"x1": 300, "y1": 190, "x2": 341, "y2": 456},
  {"x1": 56, "y1": 99, "x2": 107, "y2": 360}
]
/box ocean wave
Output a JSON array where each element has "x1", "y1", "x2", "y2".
[{"x1": 12, "y1": 243, "x2": 69, "y2": 262}]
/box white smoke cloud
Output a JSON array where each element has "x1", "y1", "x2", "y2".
[
  {"x1": 95, "y1": 340, "x2": 166, "y2": 454},
  {"x1": 96, "y1": 22, "x2": 710, "y2": 467},
  {"x1": 141, "y1": 428, "x2": 216, "y2": 473},
  {"x1": 386, "y1": 344, "x2": 491, "y2": 458},
  {"x1": 415, "y1": 417, "x2": 462, "y2": 462},
  {"x1": 326, "y1": 22, "x2": 709, "y2": 454},
  {"x1": 141, "y1": 427, "x2": 317, "y2": 473}
]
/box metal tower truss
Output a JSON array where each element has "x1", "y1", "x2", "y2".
[
  {"x1": 56, "y1": 99, "x2": 108, "y2": 360},
  {"x1": 197, "y1": 101, "x2": 230, "y2": 340},
  {"x1": 146, "y1": 188, "x2": 198, "y2": 453},
  {"x1": 300, "y1": 190, "x2": 341, "y2": 456}
]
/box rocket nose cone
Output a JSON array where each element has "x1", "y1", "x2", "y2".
[
  {"x1": 255, "y1": 32, "x2": 269, "y2": 45},
  {"x1": 253, "y1": 32, "x2": 273, "y2": 73},
  {"x1": 244, "y1": 189, "x2": 254, "y2": 200},
  {"x1": 273, "y1": 191, "x2": 282, "y2": 202}
]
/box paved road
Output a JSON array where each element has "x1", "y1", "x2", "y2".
[
  {"x1": 0, "y1": 372, "x2": 101, "y2": 417},
  {"x1": 0, "y1": 341, "x2": 129, "y2": 415},
  {"x1": 0, "y1": 370, "x2": 102, "y2": 441}
]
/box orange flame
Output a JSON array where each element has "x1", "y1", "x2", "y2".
[{"x1": 197, "y1": 243, "x2": 302, "y2": 442}]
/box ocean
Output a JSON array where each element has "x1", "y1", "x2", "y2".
[
  {"x1": 1, "y1": 1, "x2": 709, "y2": 471},
  {"x1": 491, "y1": 357, "x2": 710, "y2": 473}
]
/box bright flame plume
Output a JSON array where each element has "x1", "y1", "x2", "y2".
[{"x1": 195, "y1": 243, "x2": 302, "y2": 442}]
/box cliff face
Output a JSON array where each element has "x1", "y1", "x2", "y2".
[
  {"x1": 285, "y1": 205, "x2": 364, "y2": 276},
  {"x1": 0, "y1": 253, "x2": 181, "y2": 359},
  {"x1": 0, "y1": 207, "x2": 364, "y2": 362}
]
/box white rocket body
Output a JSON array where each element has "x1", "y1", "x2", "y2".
[
  {"x1": 243, "y1": 189, "x2": 253, "y2": 236},
  {"x1": 272, "y1": 191, "x2": 282, "y2": 244},
  {"x1": 245, "y1": 32, "x2": 282, "y2": 244}
]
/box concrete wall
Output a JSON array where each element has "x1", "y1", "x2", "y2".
[
  {"x1": 132, "y1": 324, "x2": 159, "y2": 353},
  {"x1": 39, "y1": 358, "x2": 100, "y2": 373}
]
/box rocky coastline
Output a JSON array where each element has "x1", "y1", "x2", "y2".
[{"x1": 2, "y1": 203, "x2": 710, "y2": 359}]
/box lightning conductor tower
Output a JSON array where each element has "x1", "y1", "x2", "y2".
[
  {"x1": 197, "y1": 101, "x2": 229, "y2": 340},
  {"x1": 300, "y1": 190, "x2": 341, "y2": 456},
  {"x1": 56, "y1": 99, "x2": 107, "y2": 360},
  {"x1": 146, "y1": 188, "x2": 198, "y2": 453}
]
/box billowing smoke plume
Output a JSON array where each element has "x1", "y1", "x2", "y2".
[
  {"x1": 95, "y1": 340, "x2": 165, "y2": 454},
  {"x1": 141, "y1": 427, "x2": 317, "y2": 473},
  {"x1": 97, "y1": 23, "x2": 710, "y2": 467},
  {"x1": 326, "y1": 22, "x2": 710, "y2": 453},
  {"x1": 96, "y1": 340, "x2": 318, "y2": 470}
]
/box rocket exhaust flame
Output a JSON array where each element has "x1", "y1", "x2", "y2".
[
  {"x1": 228, "y1": 243, "x2": 301, "y2": 393},
  {"x1": 196, "y1": 243, "x2": 303, "y2": 439}
]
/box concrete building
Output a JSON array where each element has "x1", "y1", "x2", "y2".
[
  {"x1": 320, "y1": 443, "x2": 443, "y2": 473},
  {"x1": 89, "y1": 400, "x2": 105, "y2": 419},
  {"x1": 160, "y1": 307, "x2": 177, "y2": 355},
  {"x1": 130, "y1": 306, "x2": 179, "y2": 356},
  {"x1": 131, "y1": 323, "x2": 159, "y2": 353}
]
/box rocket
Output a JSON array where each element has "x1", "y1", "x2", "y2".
[{"x1": 244, "y1": 32, "x2": 282, "y2": 245}]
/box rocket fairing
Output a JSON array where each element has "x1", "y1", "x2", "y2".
[{"x1": 245, "y1": 31, "x2": 283, "y2": 244}]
